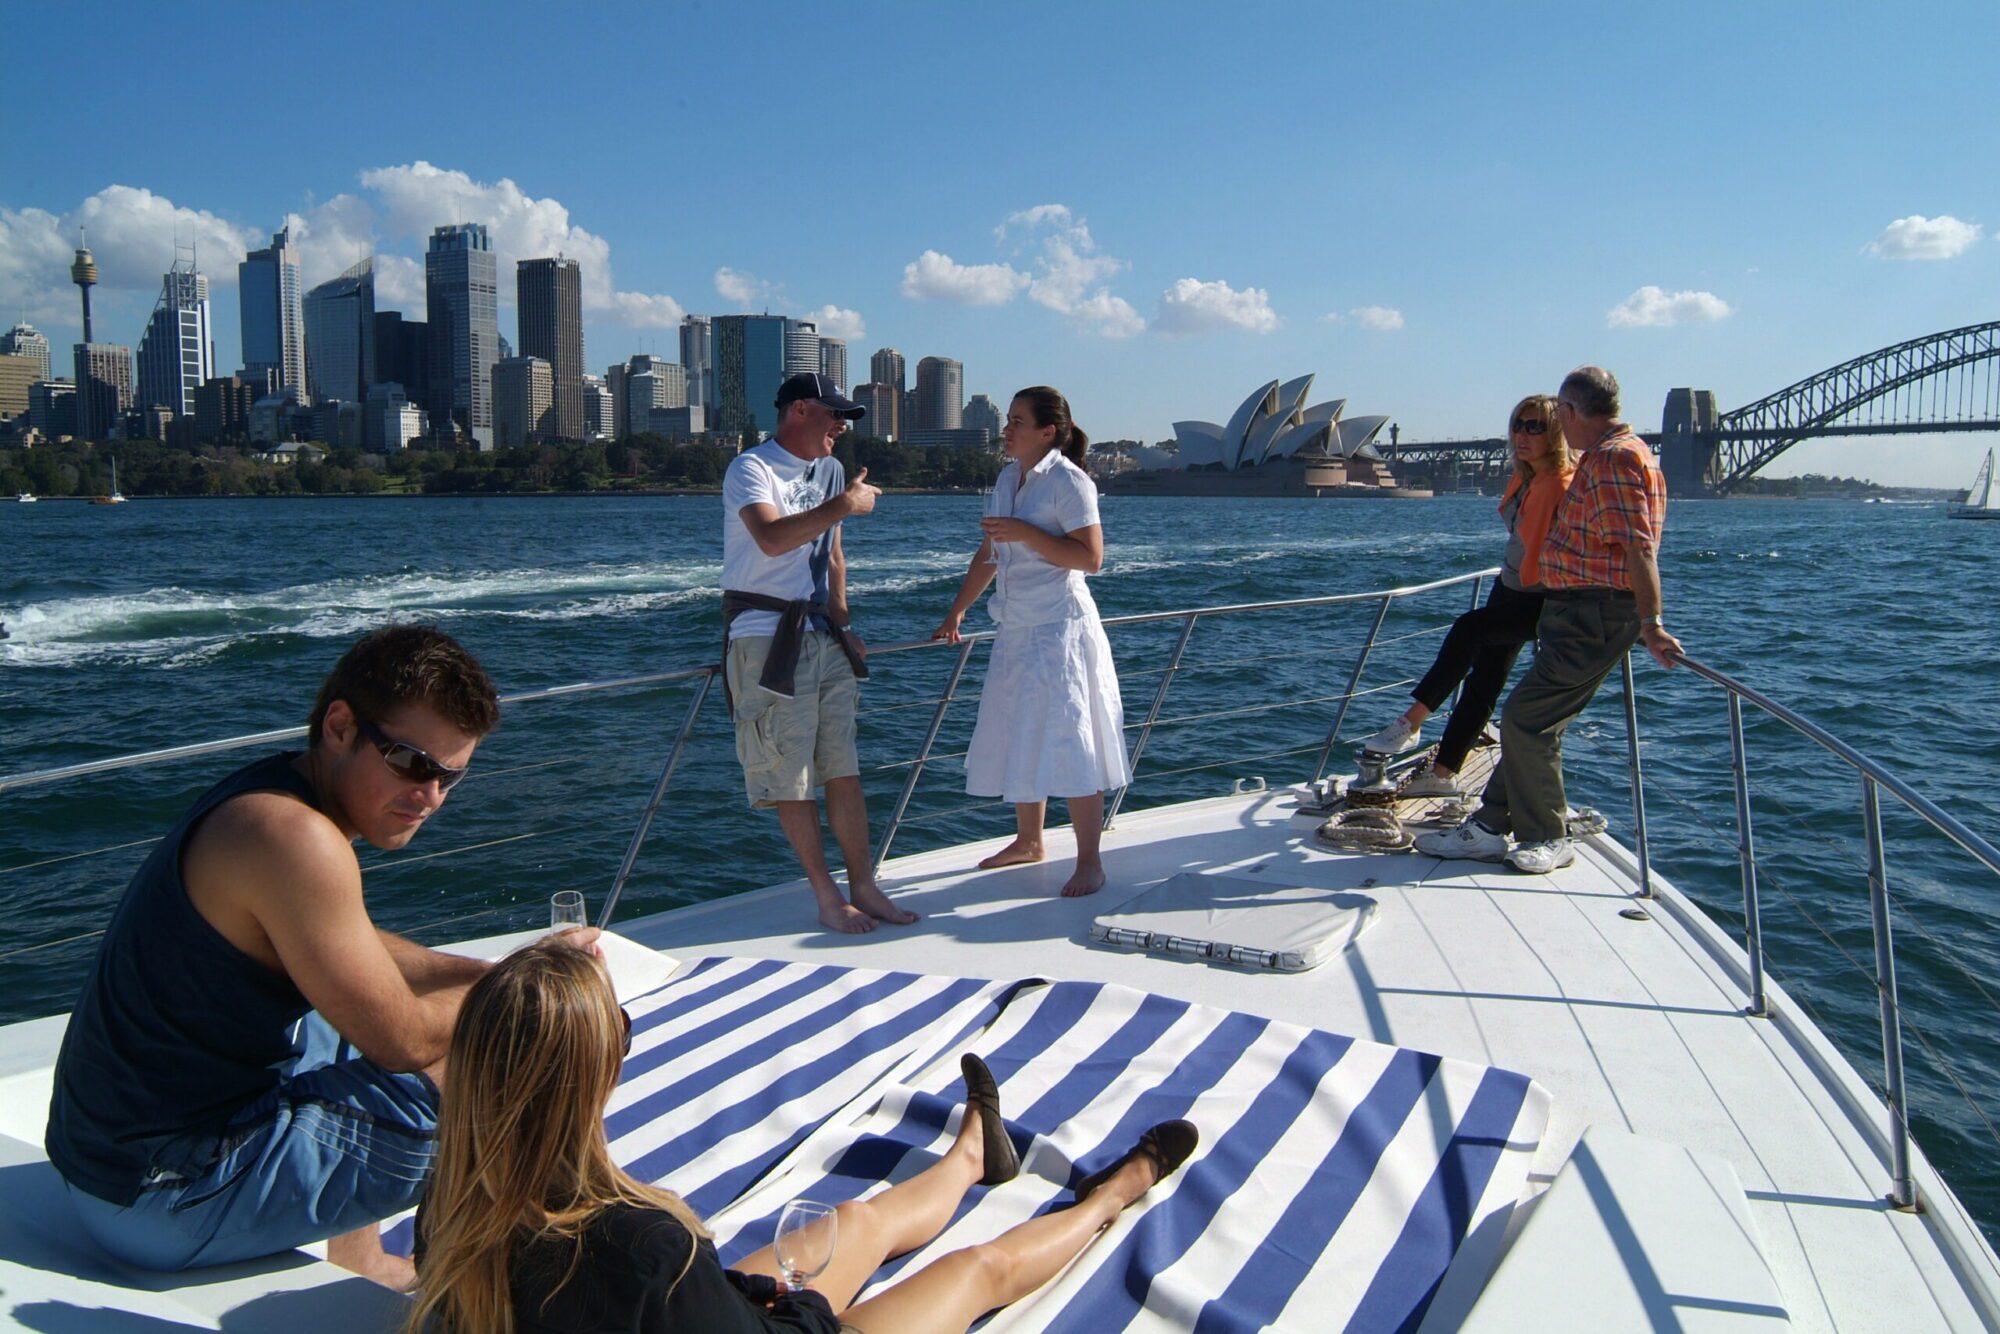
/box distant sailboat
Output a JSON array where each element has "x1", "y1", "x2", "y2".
[
  {"x1": 1948, "y1": 449, "x2": 2000, "y2": 520},
  {"x1": 91, "y1": 458, "x2": 127, "y2": 506}
]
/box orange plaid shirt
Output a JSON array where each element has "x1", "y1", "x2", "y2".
[{"x1": 1539, "y1": 426, "x2": 1666, "y2": 591}]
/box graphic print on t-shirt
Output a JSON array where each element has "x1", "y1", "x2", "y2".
[{"x1": 781, "y1": 467, "x2": 829, "y2": 514}]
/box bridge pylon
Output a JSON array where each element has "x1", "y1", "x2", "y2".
[{"x1": 1661, "y1": 387, "x2": 1721, "y2": 497}]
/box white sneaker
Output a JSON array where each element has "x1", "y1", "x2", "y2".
[
  {"x1": 1414, "y1": 820, "x2": 1510, "y2": 862},
  {"x1": 1508, "y1": 839, "x2": 1576, "y2": 874},
  {"x1": 1359, "y1": 718, "x2": 1422, "y2": 755},
  {"x1": 1401, "y1": 768, "x2": 1464, "y2": 798}
]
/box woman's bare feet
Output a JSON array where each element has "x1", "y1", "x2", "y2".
[
  {"x1": 852, "y1": 879, "x2": 920, "y2": 925},
  {"x1": 1060, "y1": 863, "x2": 1106, "y2": 897},
  {"x1": 816, "y1": 891, "x2": 877, "y2": 934},
  {"x1": 979, "y1": 839, "x2": 1044, "y2": 869}
]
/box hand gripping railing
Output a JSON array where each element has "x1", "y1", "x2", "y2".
[{"x1": 1619, "y1": 647, "x2": 2000, "y2": 1212}]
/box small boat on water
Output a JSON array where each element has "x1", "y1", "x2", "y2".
[
  {"x1": 13, "y1": 493, "x2": 33, "y2": 503},
  {"x1": 89, "y1": 459, "x2": 126, "y2": 506},
  {"x1": 1948, "y1": 449, "x2": 2000, "y2": 520}
]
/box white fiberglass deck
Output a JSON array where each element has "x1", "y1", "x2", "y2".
[{"x1": 616, "y1": 787, "x2": 2000, "y2": 1332}]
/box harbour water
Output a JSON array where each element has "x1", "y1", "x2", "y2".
[{"x1": 3, "y1": 492, "x2": 1997, "y2": 1238}]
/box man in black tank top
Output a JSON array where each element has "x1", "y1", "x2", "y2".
[{"x1": 46, "y1": 624, "x2": 517, "y2": 1289}]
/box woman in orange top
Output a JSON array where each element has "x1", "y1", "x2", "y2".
[{"x1": 1357, "y1": 395, "x2": 1575, "y2": 796}]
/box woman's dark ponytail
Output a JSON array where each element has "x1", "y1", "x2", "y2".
[{"x1": 1013, "y1": 386, "x2": 1088, "y2": 467}]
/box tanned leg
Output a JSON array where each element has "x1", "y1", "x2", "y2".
[
  {"x1": 327, "y1": 1224, "x2": 415, "y2": 1291},
  {"x1": 979, "y1": 802, "x2": 1046, "y2": 869},
  {"x1": 1059, "y1": 793, "x2": 1106, "y2": 897},
  {"x1": 776, "y1": 798, "x2": 874, "y2": 934},
  {"x1": 841, "y1": 1152, "x2": 1164, "y2": 1332},
  {"x1": 826, "y1": 776, "x2": 918, "y2": 925},
  {"x1": 735, "y1": 1092, "x2": 989, "y2": 1308}
]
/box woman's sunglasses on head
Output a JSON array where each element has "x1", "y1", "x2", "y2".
[{"x1": 357, "y1": 718, "x2": 470, "y2": 791}]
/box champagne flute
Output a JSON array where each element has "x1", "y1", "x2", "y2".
[
  {"x1": 774, "y1": 1198, "x2": 837, "y2": 1292},
  {"x1": 982, "y1": 484, "x2": 1004, "y2": 565},
  {"x1": 550, "y1": 890, "x2": 586, "y2": 932}
]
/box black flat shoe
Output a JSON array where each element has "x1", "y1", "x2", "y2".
[
  {"x1": 961, "y1": 1053, "x2": 1020, "y2": 1186},
  {"x1": 1073, "y1": 1119, "x2": 1199, "y2": 1203}
]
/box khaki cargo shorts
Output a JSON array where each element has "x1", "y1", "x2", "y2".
[{"x1": 727, "y1": 633, "x2": 861, "y2": 808}]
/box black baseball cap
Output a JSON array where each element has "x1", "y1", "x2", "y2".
[{"x1": 775, "y1": 372, "x2": 865, "y2": 420}]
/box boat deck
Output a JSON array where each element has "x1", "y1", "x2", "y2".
[{"x1": 617, "y1": 786, "x2": 1999, "y2": 1332}]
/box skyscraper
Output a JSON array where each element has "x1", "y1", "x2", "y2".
[
  {"x1": 782, "y1": 318, "x2": 821, "y2": 376},
  {"x1": 0, "y1": 356, "x2": 37, "y2": 417},
  {"x1": 582, "y1": 373, "x2": 613, "y2": 439},
  {"x1": 679, "y1": 316, "x2": 713, "y2": 411},
  {"x1": 372, "y1": 311, "x2": 430, "y2": 414},
  {"x1": 964, "y1": 393, "x2": 1002, "y2": 444},
  {"x1": 426, "y1": 223, "x2": 499, "y2": 448},
  {"x1": 870, "y1": 347, "x2": 905, "y2": 440},
  {"x1": 713, "y1": 314, "x2": 791, "y2": 440},
  {"x1": 73, "y1": 343, "x2": 132, "y2": 441},
  {"x1": 493, "y1": 356, "x2": 554, "y2": 447},
  {"x1": 238, "y1": 226, "x2": 306, "y2": 401},
  {"x1": 302, "y1": 258, "x2": 377, "y2": 405},
  {"x1": 29, "y1": 379, "x2": 77, "y2": 439},
  {"x1": 622, "y1": 354, "x2": 686, "y2": 437},
  {"x1": 517, "y1": 257, "x2": 584, "y2": 441},
  {"x1": 818, "y1": 337, "x2": 847, "y2": 392},
  {"x1": 914, "y1": 356, "x2": 964, "y2": 432},
  {"x1": 853, "y1": 383, "x2": 897, "y2": 439},
  {"x1": 136, "y1": 258, "x2": 214, "y2": 418},
  {"x1": 0, "y1": 324, "x2": 52, "y2": 382}
]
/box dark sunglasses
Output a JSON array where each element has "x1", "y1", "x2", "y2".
[
  {"x1": 620, "y1": 1006, "x2": 633, "y2": 1057},
  {"x1": 356, "y1": 718, "x2": 470, "y2": 792},
  {"x1": 1510, "y1": 418, "x2": 1549, "y2": 436}
]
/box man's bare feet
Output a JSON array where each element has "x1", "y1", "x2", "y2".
[
  {"x1": 1060, "y1": 863, "x2": 1107, "y2": 898},
  {"x1": 978, "y1": 839, "x2": 1044, "y2": 869},
  {"x1": 850, "y1": 880, "x2": 919, "y2": 925},
  {"x1": 817, "y1": 895, "x2": 877, "y2": 934},
  {"x1": 327, "y1": 1224, "x2": 417, "y2": 1291}
]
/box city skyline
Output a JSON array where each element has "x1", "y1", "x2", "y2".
[{"x1": 2, "y1": 2, "x2": 1996, "y2": 482}]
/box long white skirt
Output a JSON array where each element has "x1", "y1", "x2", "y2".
[{"x1": 965, "y1": 614, "x2": 1131, "y2": 803}]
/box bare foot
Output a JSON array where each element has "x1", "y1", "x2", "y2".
[
  {"x1": 850, "y1": 880, "x2": 919, "y2": 925},
  {"x1": 979, "y1": 839, "x2": 1045, "y2": 869},
  {"x1": 327, "y1": 1224, "x2": 417, "y2": 1291},
  {"x1": 817, "y1": 897, "x2": 877, "y2": 934},
  {"x1": 1060, "y1": 864, "x2": 1107, "y2": 898}
]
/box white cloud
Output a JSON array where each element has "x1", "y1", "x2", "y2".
[
  {"x1": 714, "y1": 265, "x2": 777, "y2": 308},
  {"x1": 1867, "y1": 214, "x2": 1982, "y2": 261},
  {"x1": 1069, "y1": 290, "x2": 1146, "y2": 339},
  {"x1": 354, "y1": 161, "x2": 685, "y2": 325},
  {"x1": 1606, "y1": 285, "x2": 1732, "y2": 328},
  {"x1": 899, "y1": 249, "x2": 1031, "y2": 305},
  {"x1": 1350, "y1": 305, "x2": 1404, "y2": 331},
  {"x1": 805, "y1": 304, "x2": 866, "y2": 341},
  {"x1": 998, "y1": 205, "x2": 1145, "y2": 337},
  {"x1": 1318, "y1": 311, "x2": 1343, "y2": 324},
  {"x1": 1154, "y1": 278, "x2": 1280, "y2": 336}
]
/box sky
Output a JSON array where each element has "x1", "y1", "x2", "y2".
[{"x1": 3, "y1": 0, "x2": 1997, "y2": 485}]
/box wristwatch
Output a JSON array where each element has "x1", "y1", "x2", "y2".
[{"x1": 1642, "y1": 614, "x2": 1665, "y2": 628}]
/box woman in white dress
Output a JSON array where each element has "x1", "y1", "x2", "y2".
[{"x1": 932, "y1": 387, "x2": 1130, "y2": 897}]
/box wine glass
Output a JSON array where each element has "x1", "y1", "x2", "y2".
[
  {"x1": 550, "y1": 890, "x2": 586, "y2": 932},
  {"x1": 774, "y1": 1198, "x2": 837, "y2": 1292},
  {"x1": 982, "y1": 485, "x2": 1005, "y2": 565}
]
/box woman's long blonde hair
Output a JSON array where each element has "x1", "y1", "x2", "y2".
[
  {"x1": 1507, "y1": 394, "x2": 1571, "y2": 490},
  {"x1": 406, "y1": 940, "x2": 708, "y2": 1333}
]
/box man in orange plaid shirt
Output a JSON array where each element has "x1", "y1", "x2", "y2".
[{"x1": 1418, "y1": 366, "x2": 1683, "y2": 873}]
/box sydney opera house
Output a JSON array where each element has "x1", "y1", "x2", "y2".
[{"x1": 1102, "y1": 374, "x2": 1429, "y2": 497}]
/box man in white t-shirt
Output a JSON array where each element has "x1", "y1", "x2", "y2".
[{"x1": 720, "y1": 372, "x2": 918, "y2": 933}]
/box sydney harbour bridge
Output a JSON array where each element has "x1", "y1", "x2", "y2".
[{"x1": 1386, "y1": 321, "x2": 2000, "y2": 496}]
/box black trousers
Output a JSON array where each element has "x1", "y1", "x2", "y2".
[{"x1": 1408, "y1": 580, "x2": 1545, "y2": 772}]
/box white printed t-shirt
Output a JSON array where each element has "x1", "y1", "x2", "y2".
[{"x1": 721, "y1": 442, "x2": 845, "y2": 641}]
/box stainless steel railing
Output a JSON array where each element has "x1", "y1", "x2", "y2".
[{"x1": 1619, "y1": 648, "x2": 2000, "y2": 1211}]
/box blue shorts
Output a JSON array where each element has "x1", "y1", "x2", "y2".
[{"x1": 65, "y1": 1012, "x2": 439, "y2": 1271}]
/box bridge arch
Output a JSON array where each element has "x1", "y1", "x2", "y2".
[{"x1": 1706, "y1": 320, "x2": 2000, "y2": 492}]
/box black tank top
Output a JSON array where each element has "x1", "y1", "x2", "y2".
[{"x1": 46, "y1": 753, "x2": 321, "y2": 1205}]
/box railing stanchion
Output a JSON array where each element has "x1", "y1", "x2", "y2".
[
  {"x1": 1727, "y1": 693, "x2": 1769, "y2": 1017},
  {"x1": 1863, "y1": 776, "x2": 1918, "y2": 1210},
  {"x1": 600, "y1": 670, "x2": 714, "y2": 929},
  {"x1": 875, "y1": 637, "x2": 977, "y2": 873},
  {"x1": 1620, "y1": 652, "x2": 1654, "y2": 899},
  {"x1": 1106, "y1": 613, "x2": 1199, "y2": 828},
  {"x1": 1315, "y1": 594, "x2": 1394, "y2": 782}
]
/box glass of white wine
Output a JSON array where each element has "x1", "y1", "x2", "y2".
[{"x1": 774, "y1": 1198, "x2": 837, "y2": 1293}]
